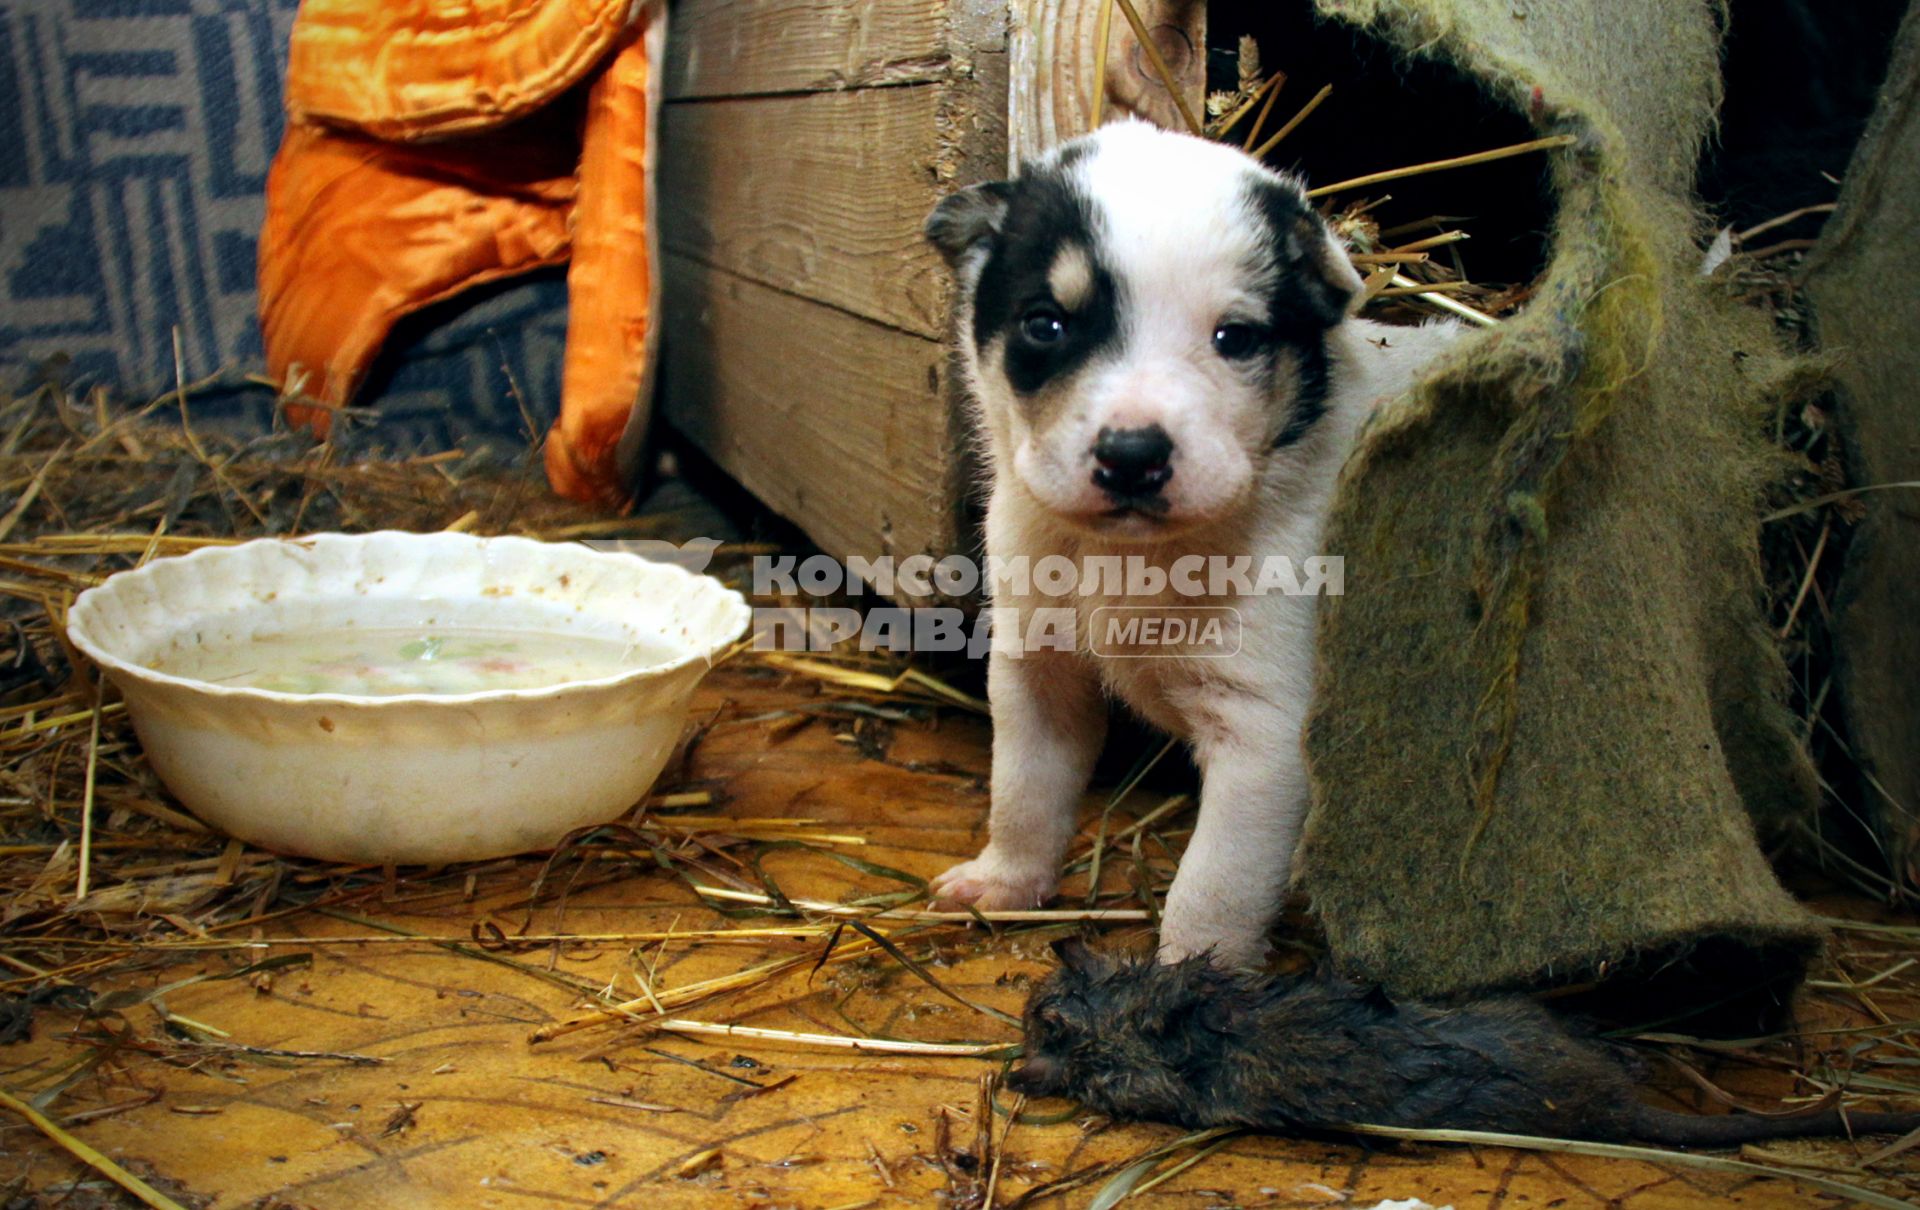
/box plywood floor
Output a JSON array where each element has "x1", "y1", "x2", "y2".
[{"x1": 6, "y1": 656, "x2": 1920, "y2": 1209}]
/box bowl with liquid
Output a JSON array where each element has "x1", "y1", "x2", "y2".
[{"x1": 66, "y1": 531, "x2": 750, "y2": 864}]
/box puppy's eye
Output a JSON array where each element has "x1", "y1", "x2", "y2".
[
  {"x1": 1020, "y1": 307, "x2": 1067, "y2": 345},
  {"x1": 1212, "y1": 322, "x2": 1262, "y2": 360}
]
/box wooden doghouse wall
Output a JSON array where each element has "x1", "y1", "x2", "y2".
[
  {"x1": 658, "y1": 0, "x2": 1204, "y2": 565},
  {"x1": 657, "y1": 0, "x2": 1007, "y2": 564}
]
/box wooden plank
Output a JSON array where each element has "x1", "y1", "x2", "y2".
[
  {"x1": 1010, "y1": 0, "x2": 1205, "y2": 167},
  {"x1": 659, "y1": 251, "x2": 958, "y2": 562},
  {"x1": 659, "y1": 87, "x2": 952, "y2": 339},
  {"x1": 665, "y1": 0, "x2": 958, "y2": 99}
]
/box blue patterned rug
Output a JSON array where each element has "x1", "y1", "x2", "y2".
[{"x1": 0, "y1": 0, "x2": 565, "y2": 449}]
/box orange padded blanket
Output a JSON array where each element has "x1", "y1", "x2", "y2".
[{"x1": 259, "y1": 0, "x2": 663, "y2": 509}]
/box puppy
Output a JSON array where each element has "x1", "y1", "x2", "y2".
[{"x1": 924, "y1": 121, "x2": 1465, "y2": 967}]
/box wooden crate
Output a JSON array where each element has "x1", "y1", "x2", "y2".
[{"x1": 658, "y1": 0, "x2": 1204, "y2": 566}]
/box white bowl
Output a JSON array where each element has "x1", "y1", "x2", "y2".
[{"x1": 66, "y1": 532, "x2": 749, "y2": 864}]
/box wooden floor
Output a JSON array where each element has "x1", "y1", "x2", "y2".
[{"x1": 6, "y1": 652, "x2": 1920, "y2": 1209}]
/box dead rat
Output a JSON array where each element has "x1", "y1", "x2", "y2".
[{"x1": 1007, "y1": 940, "x2": 1920, "y2": 1147}]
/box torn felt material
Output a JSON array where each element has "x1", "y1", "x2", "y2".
[
  {"x1": 1804, "y1": 2, "x2": 1920, "y2": 897},
  {"x1": 1298, "y1": 0, "x2": 1825, "y2": 1010}
]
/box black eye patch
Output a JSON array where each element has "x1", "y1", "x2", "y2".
[{"x1": 971, "y1": 169, "x2": 1121, "y2": 397}]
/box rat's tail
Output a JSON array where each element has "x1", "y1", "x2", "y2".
[{"x1": 1629, "y1": 1104, "x2": 1920, "y2": 1148}]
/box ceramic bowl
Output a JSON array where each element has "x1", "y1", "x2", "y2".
[{"x1": 66, "y1": 531, "x2": 749, "y2": 864}]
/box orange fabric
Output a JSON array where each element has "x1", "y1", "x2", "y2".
[
  {"x1": 259, "y1": 0, "x2": 662, "y2": 507},
  {"x1": 260, "y1": 120, "x2": 577, "y2": 431},
  {"x1": 548, "y1": 28, "x2": 655, "y2": 511},
  {"x1": 286, "y1": 0, "x2": 634, "y2": 141}
]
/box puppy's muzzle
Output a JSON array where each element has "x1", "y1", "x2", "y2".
[{"x1": 1092, "y1": 425, "x2": 1174, "y2": 500}]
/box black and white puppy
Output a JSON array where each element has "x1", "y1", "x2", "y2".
[{"x1": 924, "y1": 121, "x2": 1464, "y2": 967}]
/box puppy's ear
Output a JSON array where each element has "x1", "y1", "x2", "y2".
[
  {"x1": 1252, "y1": 178, "x2": 1365, "y2": 330},
  {"x1": 1280, "y1": 213, "x2": 1366, "y2": 329},
  {"x1": 925, "y1": 181, "x2": 1013, "y2": 267}
]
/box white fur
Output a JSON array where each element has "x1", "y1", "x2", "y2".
[{"x1": 930, "y1": 123, "x2": 1467, "y2": 967}]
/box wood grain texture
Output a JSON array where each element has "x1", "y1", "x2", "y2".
[
  {"x1": 665, "y1": 0, "x2": 998, "y2": 99},
  {"x1": 659, "y1": 87, "x2": 952, "y2": 340},
  {"x1": 656, "y1": 0, "x2": 1006, "y2": 565},
  {"x1": 1010, "y1": 0, "x2": 1206, "y2": 167},
  {"x1": 660, "y1": 251, "x2": 956, "y2": 562}
]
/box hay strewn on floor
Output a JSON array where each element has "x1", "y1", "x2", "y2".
[{"x1": 1, "y1": 379, "x2": 1919, "y2": 1207}]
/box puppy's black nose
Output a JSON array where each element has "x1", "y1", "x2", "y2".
[{"x1": 1091, "y1": 425, "x2": 1174, "y2": 497}]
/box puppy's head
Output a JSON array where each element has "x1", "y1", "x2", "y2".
[{"x1": 927, "y1": 121, "x2": 1362, "y2": 540}]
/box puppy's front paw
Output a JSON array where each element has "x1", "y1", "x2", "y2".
[{"x1": 929, "y1": 854, "x2": 1058, "y2": 912}]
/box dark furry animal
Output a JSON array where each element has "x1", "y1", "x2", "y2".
[{"x1": 1009, "y1": 941, "x2": 1920, "y2": 1147}]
